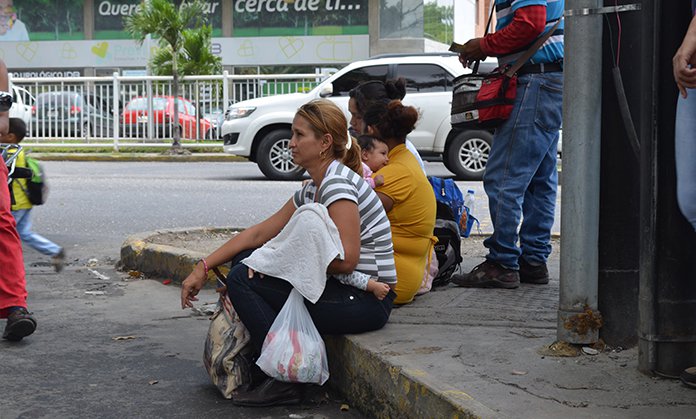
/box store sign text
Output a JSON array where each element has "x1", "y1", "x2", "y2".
[
  {"x1": 97, "y1": 1, "x2": 220, "y2": 16},
  {"x1": 234, "y1": 0, "x2": 362, "y2": 13}
]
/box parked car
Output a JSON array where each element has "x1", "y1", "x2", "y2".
[
  {"x1": 31, "y1": 91, "x2": 115, "y2": 137},
  {"x1": 221, "y1": 52, "x2": 499, "y2": 180},
  {"x1": 200, "y1": 104, "x2": 226, "y2": 139},
  {"x1": 121, "y1": 96, "x2": 213, "y2": 140},
  {"x1": 9, "y1": 85, "x2": 34, "y2": 126}
]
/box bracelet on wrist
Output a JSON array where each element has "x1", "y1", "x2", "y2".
[{"x1": 200, "y1": 258, "x2": 209, "y2": 275}]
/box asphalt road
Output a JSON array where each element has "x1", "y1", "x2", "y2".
[
  {"x1": 2, "y1": 160, "x2": 559, "y2": 418},
  {"x1": 2, "y1": 160, "x2": 379, "y2": 419}
]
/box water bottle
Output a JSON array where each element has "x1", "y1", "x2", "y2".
[{"x1": 462, "y1": 189, "x2": 476, "y2": 237}]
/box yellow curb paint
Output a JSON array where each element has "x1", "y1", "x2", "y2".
[{"x1": 442, "y1": 390, "x2": 475, "y2": 400}]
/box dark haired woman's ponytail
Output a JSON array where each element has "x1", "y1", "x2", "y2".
[{"x1": 384, "y1": 78, "x2": 406, "y2": 101}]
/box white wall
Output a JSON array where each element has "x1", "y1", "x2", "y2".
[{"x1": 454, "y1": 0, "x2": 477, "y2": 43}]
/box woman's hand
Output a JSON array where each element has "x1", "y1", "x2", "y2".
[{"x1": 181, "y1": 263, "x2": 207, "y2": 309}]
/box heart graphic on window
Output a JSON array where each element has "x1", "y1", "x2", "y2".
[
  {"x1": 91, "y1": 42, "x2": 109, "y2": 58},
  {"x1": 279, "y1": 37, "x2": 304, "y2": 59},
  {"x1": 15, "y1": 43, "x2": 37, "y2": 61}
]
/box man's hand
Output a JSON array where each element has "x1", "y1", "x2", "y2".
[
  {"x1": 673, "y1": 16, "x2": 696, "y2": 98},
  {"x1": 457, "y1": 38, "x2": 487, "y2": 67}
]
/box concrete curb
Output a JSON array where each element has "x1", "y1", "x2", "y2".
[
  {"x1": 119, "y1": 227, "x2": 236, "y2": 282},
  {"x1": 120, "y1": 227, "x2": 496, "y2": 418},
  {"x1": 324, "y1": 336, "x2": 497, "y2": 419},
  {"x1": 31, "y1": 153, "x2": 247, "y2": 163}
]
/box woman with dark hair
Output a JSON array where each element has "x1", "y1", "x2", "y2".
[
  {"x1": 363, "y1": 99, "x2": 436, "y2": 305},
  {"x1": 348, "y1": 79, "x2": 426, "y2": 172},
  {"x1": 180, "y1": 99, "x2": 397, "y2": 406}
]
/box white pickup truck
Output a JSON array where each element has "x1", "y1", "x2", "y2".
[{"x1": 221, "y1": 53, "x2": 498, "y2": 181}]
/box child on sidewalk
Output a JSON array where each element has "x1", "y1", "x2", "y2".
[
  {"x1": 2, "y1": 118, "x2": 65, "y2": 272},
  {"x1": 357, "y1": 134, "x2": 388, "y2": 188}
]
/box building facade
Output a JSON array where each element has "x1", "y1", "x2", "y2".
[{"x1": 2, "y1": 0, "x2": 484, "y2": 76}]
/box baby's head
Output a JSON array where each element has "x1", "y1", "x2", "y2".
[
  {"x1": 0, "y1": 0, "x2": 16, "y2": 36},
  {"x1": 0, "y1": 117, "x2": 26, "y2": 144},
  {"x1": 358, "y1": 135, "x2": 389, "y2": 172}
]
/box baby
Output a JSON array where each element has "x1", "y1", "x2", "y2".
[{"x1": 357, "y1": 134, "x2": 388, "y2": 188}]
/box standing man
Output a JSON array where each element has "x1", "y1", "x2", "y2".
[
  {"x1": 0, "y1": 57, "x2": 37, "y2": 341},
  {"x1": 451, "y1": 0, "x2": 564, "y2": 288},
  {"x1": 672, "y1": 1, "x2": 696, "y2": 390}
]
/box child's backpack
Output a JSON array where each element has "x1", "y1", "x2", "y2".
[
  {"x1": 428, "y1": 177, "x2": 464, "y2": 286},
  {"x1": 19, "y1": 156, "x2": 48, "y2": 205}
]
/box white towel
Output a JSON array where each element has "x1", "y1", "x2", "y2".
[{"x1": 241, "y1": 203, "x2": 344, "y2": 304}]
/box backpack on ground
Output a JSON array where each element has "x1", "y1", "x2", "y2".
[
  {"x1": 428, "y1": 177, "x2": 464, "y2": 286},
  {"x1": 19, "y1": 156, "x2": 48, "y2": 205}
]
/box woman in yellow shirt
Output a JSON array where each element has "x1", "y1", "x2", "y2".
[{"x1": 363, "y1": 100, "x2": 436, "y2": 304}]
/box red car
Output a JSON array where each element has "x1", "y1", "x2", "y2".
[{"x1": 121, "y1": 96, "x2": 214, "y2": 140}]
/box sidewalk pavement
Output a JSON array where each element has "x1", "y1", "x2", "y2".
[{"x1": 121, "y1": 227, "x2": 696, "y2": 419}]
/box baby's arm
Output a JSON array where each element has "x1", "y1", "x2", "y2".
[
  {"x1": 366, "y1": 279, "x2": 390, "y2": 300},
  {"x1": 363, "y1": 175, "x2": 376, "y2": 189},
  {"x1": 335, "y1": 271, "x2": 371, "y2": 290}
]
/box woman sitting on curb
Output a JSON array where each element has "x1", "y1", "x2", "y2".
[
  {"x1": 180, "y1": 99, "x2": 397, "y2": 406},
  {"x1": 364, "y1": 99, "x2": 436, "y2": 305}
]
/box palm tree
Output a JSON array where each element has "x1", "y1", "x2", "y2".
[
  {"x1": 125, "y1": 0, "x2": 207, "y2": 151},
  {"x1": 150, "y1": 25, "x2": 222, "y2": 76}
]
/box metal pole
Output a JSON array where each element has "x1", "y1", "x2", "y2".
[
  {"x1": 147, "y1": 79, "x2": 154, "y2": 141},
  {"x1": 223, "y1": 70, "x2": 229, "y2": 112},
  {"x1": 112, "y1": 72, "x2": 120, "y2": 153},
  {"x1": 557, "y1": 0, "x2": 603, "y2": 344}
]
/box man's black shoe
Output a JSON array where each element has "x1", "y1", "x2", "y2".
[
  {"x1": 232, "y1": 378, "x2": 302, "y2": 407},
  {"x1": 519, "y1": 258, "x2": 550, "y2": 284},
  {"x1": 451, "y1": 260, "x2": 520, "y2": 289},
  {"x1": 2, "y1": 308, "x2": 37, "y2": 341}
]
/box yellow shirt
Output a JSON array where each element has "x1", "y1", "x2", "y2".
[
  {"x1": 10, "y1": 149, "x2": 32, "y2": 210},
  {"x1": 375, "y1": 144, "x2": 436, "y2": 304}
]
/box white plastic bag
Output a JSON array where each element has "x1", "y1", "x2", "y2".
[{"x1": 256, "y1": 288, "x2": 329, "y2": 385}]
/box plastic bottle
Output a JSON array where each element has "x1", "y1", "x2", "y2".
[
  {"x1": 462, "y1": 189, "x2": 476, "y2": 237},
  {"x1": 464, "y1": 189, "x2": 475, "y2": 217}
]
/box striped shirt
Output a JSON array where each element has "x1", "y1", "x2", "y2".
[
  {"x1": 293, "y1": 160, "x2": 397, "y2": 284},
  {"x1": 495, "y1": 0, "x2": 564, "y2": 67}
]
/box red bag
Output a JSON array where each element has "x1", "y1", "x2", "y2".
[
  {"x1": 476, "y1": 73, "x2": 517, "y2": 124},
  {"x1": 451, "y1": 71, "x2": 517, "y2": 129}
]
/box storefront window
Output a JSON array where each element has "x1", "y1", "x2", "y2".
[
  {"x1": 93, "y1": 0, "x2": 222, "y2": 40},
  {"x1": 379, "y1": 0, "x2": 423, "y2": 39},
  {"x1": 12, "y1": 0, "x2": 85, "y2": 41},
  {"x1": 233, "y1": 0, "x2": 369, "y2": 37}
]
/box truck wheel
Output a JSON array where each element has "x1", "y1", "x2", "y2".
[
  {"x1": 257, "y1": 129, "x2": 305, "y2": 180},
  {"x1": 446, "y1": 130, "x2": 493, "y2": 180}
]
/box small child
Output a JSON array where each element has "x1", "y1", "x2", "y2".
[
  {"x1": 2, "y1": 118, "x2": 65, "y2": 272},
  {"x1": 357, "y1": 134, "x2": 388, "y2": 188}
]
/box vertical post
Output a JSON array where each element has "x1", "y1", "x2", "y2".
[
  {"x1": 557, "y1": 0, "x2": 603, "y2": 344},
  {"x1": 112, "y1": 72, "x2": 120, "y2": 153},
  {"x1": 223, "y1": 70, "x2": 229, "y2": 113},
  {"x1": 638, "y1": 0, "x2": 696, "y2": 376},
  {"x1": 147, "y1": 78, "x2": 154, "y2": 141}
]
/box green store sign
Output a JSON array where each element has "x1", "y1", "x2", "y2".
[
  {"x1": 94, "y1": 0, "x2": 223, "y2": 39},
  {"x1": 3, "y1": 0, "x2": 367, "y2": 42},
  {"x1": 233, "y1": 0, "x2": 368, "y2": 37}
]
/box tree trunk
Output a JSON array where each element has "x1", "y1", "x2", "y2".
[{"x1": 172, "y1": 55, "x2": 181, "y2": 149}]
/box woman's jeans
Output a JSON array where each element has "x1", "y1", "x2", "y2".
[
  {"x1": 11, "y1": 209, "x2": 61, "y2": 256},
  {"x1": 483, "y1": 72, "x2": 563, "y2": 269},
  {"x1": 226, "y1": 250, "x2": 396, "y2": 354},
  {"x1": 675, "y1": 89, "x2": 696, "y2": 231}
]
